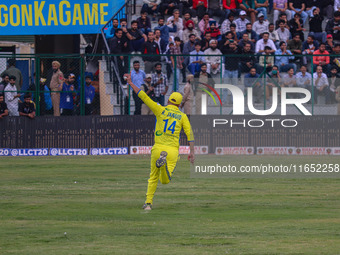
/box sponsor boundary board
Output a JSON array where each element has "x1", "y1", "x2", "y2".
[{"x1": 130, "y1": 146, "x2": 209, "y2": 155}]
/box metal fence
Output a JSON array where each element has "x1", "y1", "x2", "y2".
[{"x1": 0, "y1": 53, "x2": 340, "y2": 116}]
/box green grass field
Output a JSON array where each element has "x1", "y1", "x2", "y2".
[{"x1": 1, "y1": 155, "x2": 340, "y2": 255}]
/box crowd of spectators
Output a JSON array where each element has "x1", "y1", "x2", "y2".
[
  {"x1": 0, "y1": 59, "x2": 97, "y2": 118},
  {"x1": 106, "y1": 0, "x2": 340, "y2": 111}
]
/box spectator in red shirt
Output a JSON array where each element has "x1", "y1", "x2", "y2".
[
  {"x1": 193, "y1": 0, "x2": 208, "y2": 19},
  {"x1": 313, "y1": 43, "x2": 331, "y2": 75},
  {"x1": 223, "y1": 0, "x2": 243, "y2": 19},
  {"x1": 204, "y1": 20, "x2": 222, "y2": 41}
]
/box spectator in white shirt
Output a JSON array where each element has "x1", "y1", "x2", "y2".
[
  {"x1": 204, "y1": 39, "x2": 223, "y2": 74},
  {"x1": 221, "y1": 13, "x2": 236, "y2": 34},
  {"x1": 253, "y1": 13, "x2": 269, "y2": 36},
  {"x1": 235, "y1": 10, "x2": 251, "y2": 32},
  {"x1": 255, "y1": 32, "x2": 277, "y2": 53},
  {"x1": 4, "y1": 76, "x2": 20, "y2": 116},
  {"x1": 276, "y1": 20, "x2": 291, "y2": 43},
  {"x1": 167, "y1": 9, "x2": 183, "y2": 40},
  {"x1": 268, "y1": 23, "x2": 280, "y2": 48},
  {"x1": 313, "y1": 65, "x2": 331, "y2": 104}
]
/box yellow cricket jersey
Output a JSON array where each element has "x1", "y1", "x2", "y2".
[{"x1": 138, "y1": 90, "x2": 194, "y2": 148}]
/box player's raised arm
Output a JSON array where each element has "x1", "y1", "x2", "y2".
[{"x1": 125, "y1": 73, "x2": 162, "y2": 116}]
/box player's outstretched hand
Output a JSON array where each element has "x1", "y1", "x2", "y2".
[
  {"x1": 188, "y1": 153, "x2": 195, "y2": 164},
  {"x1": 124, "y1": 73, "x2": 131, "y2": 83}
]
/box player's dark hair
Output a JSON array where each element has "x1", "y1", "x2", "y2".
[
  {"x1": 9, "y1": 75, "x2": 16, "y2": 81},
  {"x1": 279, "y1": 41, "x2": 286, "y2": 47},
  {"x1": 154, "y1": 62, "x2": 162, "y2": 68},
  {"x1": 133, "y1": 60, "x2": 140, "y2": 64},
  {"x1": 131, "y1": 20, "x2": 138, "y2": 25}
]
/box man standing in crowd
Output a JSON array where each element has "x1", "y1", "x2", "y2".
[
  {"x1": 131, "y1": 61, "x2": 146, "y2": 115},
  {"x1": 239, "y1": 42, "x2": 256, "y2": 77},
  {"x1": 313, "y1": 65, "x2": 331, "y2": 104},
  {"x1": 151, "y1": 63, "x2": 168, "y2": 106},
  {"x1": 5, "y1": 76, "x2": 20, "y2": 116},
  {"x1": 19, "y1": 94, "x2": 35, "y2": 119},
  {"x1": 0, "y1": 94, "x2": 8, "y2": 119},
  {"x1": 60, "y1": 74, "x2": 76, "y2": 116},
  {"x1": 0, "y1": 74, "x2": 9, "y2": 96},
  {"x1": 1, "y1": 59, "x2": 23, "y2": 91},
  {"x1": 84, "y1": 76, "x2": 96, "y2": 115},
  {"x1": 328, "y1": 66, "x2": 340, "y2": 103},
  {"x1": 110, "y1": 29, "x2": 129, "y2": 82},
  {"x1": 222, "y1": 40, "x2": 240, "y2": 96},
  {"x1": 49, "y1": 61, "x2": 64, "y2": 116},
  {"x1": 142, "y1": 31, "x2": 161, "y2": 73},
  {"x1": 244, "y1": 67, "x2": 262, "y2": 103},
  {"x1": 181, "y1": 74, "x2": 194, "y2": 115},
  {"x1": 194, "y1": 63, "x2": 215, "y2": 114},
  {"x1": 141, "y1": 74, "x2": 156, "y2": 115}
]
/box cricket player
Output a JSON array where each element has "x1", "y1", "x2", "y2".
[{"x1": 125, "y1": 74, "x2": 195, "y2": 211}]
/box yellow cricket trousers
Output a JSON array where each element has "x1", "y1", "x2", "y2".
[{"x1": 145, "y1": 144, "x2": 179, "y2": 204}]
